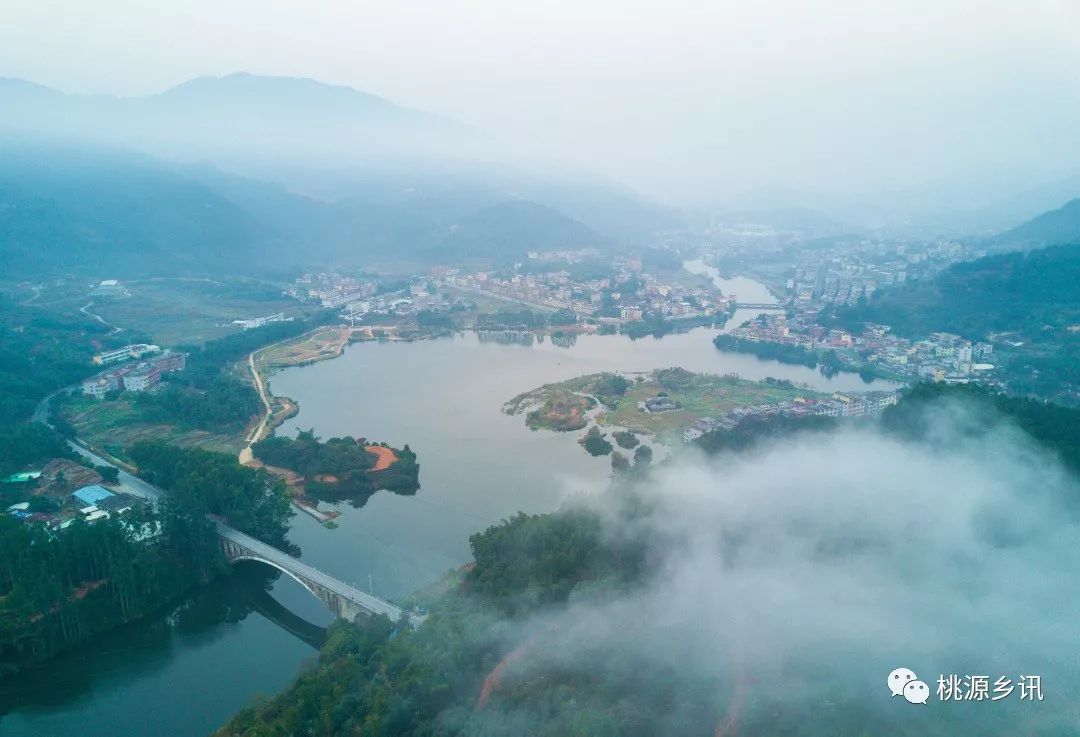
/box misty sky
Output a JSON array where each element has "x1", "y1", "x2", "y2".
[{"x1": 4, "y1": 1, "x2": 1080, "y2": 205}]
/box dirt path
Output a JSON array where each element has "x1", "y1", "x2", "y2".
[
  {"x1": 238, "y1": 328, "x2": 344, "y2": 473},
  {"x1": 243, "y1": 348, "x2": 273, "y2": 448},
  {"x1": 240, "y1": 330, "x2": 311, "y2": 457}
]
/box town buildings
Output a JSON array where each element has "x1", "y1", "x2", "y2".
[
  {"x1": 92, "y1": 343, "x2": 161, "y2": 365},
  {"x1": 232, "y1": 312, "x2": 292, "y2": 330},
  {"x1": 82, "y1": 349, "x2": 187, "y2": 398}
]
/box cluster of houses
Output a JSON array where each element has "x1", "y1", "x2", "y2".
[
  {"x1": 786, "y1": 239, "x2": 979, "y2": 312},
  {"x1": 231, "y1": 312, "x2": 293, "y2": 330},
  {"x1": 729, "y1": 312, "x2": 995, "y2": 383},
  {"x1": 4, "y1": 458, "x2": 142, "y2": 530},
  {"x1": 82, "y1": 348, "x2": 187, "y2": 399},
  {"x1": 286, "y1": 272, "x2": 379, "y2": 308},
  {"x1": 444, "y1": 266, "x2": 732, "y2": 322},
  {"x1": 673, "y1": 391, "x2": 900, "y2": 443}
]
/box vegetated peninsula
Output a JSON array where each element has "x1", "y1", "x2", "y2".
[
  {"x1": 252, "y1": 430, "x2": 419, "y2": 508},
  {"x1": 506, "y1": 368, "x2": 870, "y2": 445}
]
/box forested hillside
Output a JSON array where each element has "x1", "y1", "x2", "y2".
[
  {"x1": 845, "y1": 243, "x2": 1079, "y2": 340},
  {"x1": 0, "y1": 145, "x2": 281, "y2": 277},
  {"x1": 841, "y1": 244, "x2": 1080, "y2": 403},
  {"x1": 992, "y1": 198, "x2": 1080, "y2": 250},
  {"x1": 1, "y1": 142, "x2": 647, "y2": 279},
  {"x1": 0, "y1": 440, "x2": 294, "y2": 675}
]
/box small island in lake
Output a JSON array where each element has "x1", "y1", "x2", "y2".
[
  {"x1": 506, "y1": 368, "x2": 865, "y2": 446},
  {"x1": 252, "y1": 429, "x2": 419, "y2": 508}
]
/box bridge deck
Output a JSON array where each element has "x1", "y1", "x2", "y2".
[
  {"x1": 733, "y1": 302, "x2": 785, "y2": 309},
  {"x1": 217, "y1": 523, "x2": 417, "y2": 624}
]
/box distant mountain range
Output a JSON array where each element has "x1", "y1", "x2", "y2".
[
  {"x1": 0, "y1": 73, "x2": 678, "y2": 275},
  {"x1": 0, "y1": 73, "x2": 473, "y2": 161},
  {"x1": 0, "y1": 143, "x2": 610, "y2": 277},
  {"x1": 991, "y1": 198, "x2": 1080, "y2": 251}
]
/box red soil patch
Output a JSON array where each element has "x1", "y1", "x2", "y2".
[
  {"x1": 365, "y1": 445, "x2": 397, "y2": 472},
  {"x1": 475, "y1": 633, "x2": 542, "y2": 711},
  {"x1": 31, "y1": 579, "x2": 109, "y2": 621},
  {"x1": 71, "y1": 579, "x2": 107, "y2": 600},
  {"x1": 313, "y1": 474, "x2": 340, "y2": 483}
]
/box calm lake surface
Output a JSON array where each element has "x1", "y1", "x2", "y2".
[{"x1": 1, "y1": 296, "x2": 898, "y2": 737}]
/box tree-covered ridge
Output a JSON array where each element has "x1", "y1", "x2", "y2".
[
  {"x1": 252, "y1": 430, "x2": 420, "y2": 507},
  {"x1": 816, "y1": 244, "x2": 1080, "y2": 402},
  {"x1": 880, "y1": 382, "x2": 1080, "y2": 472},
  {"x1": 843, "y1": 243, "x2": 1080, "y2": 341},
  {"x1": 992, "y1": 198, "x2": 1080, "y2": 250}
]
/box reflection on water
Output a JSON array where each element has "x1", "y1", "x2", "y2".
[
  {"x1": 550, "y1": 332, "x2": 577, "y2": 348},
  {"x1": 476, "y1": 330, "x2": 536, "y2": 346},
  {"x1": 0, "y1": 567, "x2": 319, "y2": 737}
]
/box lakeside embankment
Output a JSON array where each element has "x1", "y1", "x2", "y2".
[{"x1": 238, "y1": 324, "x2": 423, "y2": 522}]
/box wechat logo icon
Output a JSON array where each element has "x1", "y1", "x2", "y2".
[{"x1": 889, "y1": 667, "x2": 929, "y2": 704}]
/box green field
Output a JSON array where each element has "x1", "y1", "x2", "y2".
[
  {"x1": 59, "y1": 395, "x2": 245, "y2": 461},
  {"x1": 87, "y1": 277, "x2": 316, "y2": 346}
]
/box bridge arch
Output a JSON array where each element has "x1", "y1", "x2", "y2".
[
  {"x1": 228, "y1": 554, "x2": 334, "y2": 611},
  {"x1": 218, "y1": 524, "x2": 424, "y2": 627}
]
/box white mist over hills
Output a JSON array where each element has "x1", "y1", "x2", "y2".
[
  {"x1": 5, "y1": 1, "x2": 1080, "y2": 216},
  {"x1": 0, "y1": 72, "x2": 477, "y2": 165},
  {"x1": 481, "y1": 407, "x2": 1080, "y2": 735}
]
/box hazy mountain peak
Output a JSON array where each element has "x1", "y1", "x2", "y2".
[
  {"x1": 0, "y1": 71, "x2": 475, "y2": 162},
  {"x1": 157, "y1": 72, "x2": 395, "y2": 112},
  {"x1": 0, "y1": 77, "x2": 63, "y2": 99}
]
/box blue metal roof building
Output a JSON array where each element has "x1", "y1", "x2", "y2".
[{"x1": 72, "y1": 485, "x2": 115, "y2": 506}]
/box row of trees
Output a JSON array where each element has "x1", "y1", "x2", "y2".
[
  {"x1": 129, "y1": 440, "x2": 294, "y2": 550},
  {"x1": 0, "y1": 511, "x2": 200, "y2": 675},
  {"x1": 134, "y1": 375, "x2": 262, "y2": 432}
]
